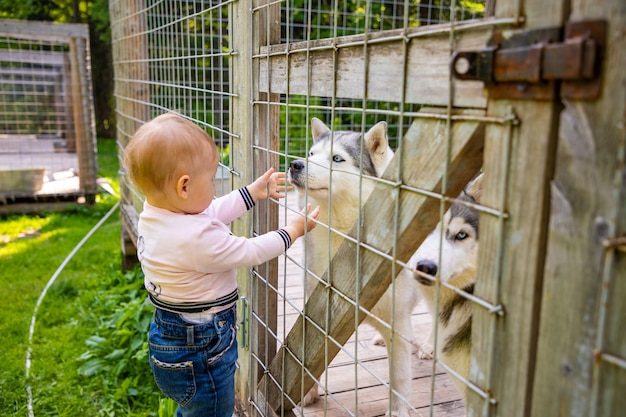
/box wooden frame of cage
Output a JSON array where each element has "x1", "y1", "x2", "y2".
[{"x1": 0, "y1": 19, "x2": 98, "y2": 213}]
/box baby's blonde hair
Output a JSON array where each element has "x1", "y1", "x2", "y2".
[{"x1": 124, "y1": 113, "x2": 217, "y2": 195}]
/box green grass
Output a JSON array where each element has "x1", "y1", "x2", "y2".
[{"x1": 0, "y1": 138, "x2": 162, "y2": 416}]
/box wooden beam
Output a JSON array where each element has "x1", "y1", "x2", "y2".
[
  {"x1": 257, "y1": 111, "x2": 485, "y2": 413},
  {"x1": 0, "y1": 18, "x2": 88, "y2": 42},
  {"x1": 258, "y1": 23, "x2": 495, "y2": 108},
  {"x1": 0, "y1": 50, "x2": 66, "y2": 66}
]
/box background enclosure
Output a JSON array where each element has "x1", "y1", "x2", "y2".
[{"x1": 0, "y1": 19, "x2": 98, "y2": 214}]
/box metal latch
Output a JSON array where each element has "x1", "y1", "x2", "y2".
[
  {"x1": 451, "y1": 19, "x2": 606, "y2": 100},
  {"x1": 239, "y1": 296, "x2": 249, "y2": 350}
]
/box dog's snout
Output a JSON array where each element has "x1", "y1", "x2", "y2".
[
  {"x1": 415, "y1": 260, "x2": 437, "y2": 286},
  {"x1": 416, "y1": 260, "x2": 437, "y2": 276},
  {"x1": 290, "y1": 160, "x2": 305, "y2": 172}
]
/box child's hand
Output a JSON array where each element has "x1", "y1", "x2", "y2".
[
  {"x1": 249, "y1": 168, "x2": 293, "y2": 202},
  {"x1": 283, "y1": 204, "x2": 320, "y2": 241},
  {"x1": 300, "y1": 204, "x2": 320, "y2": 233}
]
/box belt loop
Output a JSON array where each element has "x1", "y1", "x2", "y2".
[{"x1": 187, "y1": 326, "x2": 194, "y2": 345}]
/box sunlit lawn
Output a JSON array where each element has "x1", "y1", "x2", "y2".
[{"x1": 0, "y1": 138, "x2": 159, "y2": 416}]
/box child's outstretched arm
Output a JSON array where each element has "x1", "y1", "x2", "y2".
[
  {"x1": 210, "y1": 168, "x2": 293, "y2": 225},
  {"x1": 282, "y1": 204, "x2": 320, "y2": 242},
  {"x1": 248, "y1": 168, "x2": 292, "y2": 202}
]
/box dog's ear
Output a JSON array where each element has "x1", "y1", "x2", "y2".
[
  {"x1": 311, "y1": 117, "x2": 330, "y2": 142},
  {"x1": 365, "y1": 121, "x2": 394, "y2": 176},
  {"x1": 465, "y1": 173, "x2": 484, "y2": 204},
  {"x1": 365, "y1": 121, "x2": 389, "y2": 154}
]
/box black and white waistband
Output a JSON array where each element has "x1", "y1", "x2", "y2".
[{"x1": 148, "y1": 288, "x2": 239, "y2": 314}]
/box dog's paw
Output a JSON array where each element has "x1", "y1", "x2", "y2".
[
  {"x1": 418, "y1": 343, "x2": 434, "y2": 360},
  {"x1": 372, "y1": 332, "x2": 386, "y2": 347},
  {"x1": 300, "y1": 389, "x2": 320, "y2": 407}
]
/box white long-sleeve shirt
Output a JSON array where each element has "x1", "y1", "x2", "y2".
[{"x1": 137, "y1": 187, "x2": 291, "y2": 313}]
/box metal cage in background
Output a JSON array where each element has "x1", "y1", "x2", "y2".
[{"x1": 0, "y1": 19, "x2": 98, "y2": 213}]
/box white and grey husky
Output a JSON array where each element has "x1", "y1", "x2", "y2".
[
  {"x1": 410, "y1": 173, "x2": 483, "y2": 401},
  {"x1": 288, "y1": 118, "x2": 421, "y2": 417}
]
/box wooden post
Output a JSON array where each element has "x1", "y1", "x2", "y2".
[
  {"x1": 110, "y1": 0, "x2": 150, "y2": 270},
  {"x1": 467, "y1": 0, "x2": 569, "y2": 416},
  {"x1": 257, "y1": 113, "x2": 485, "y2": 412},
  {"x1": 230, "y1": 0, "x2": 254, "y2": 410},
  {"x1": 62, "y1": 48, "x2": 76, "y2": 152},
  {"x1": 69, "y1": 36, "x2": 98, "y2": 202},
  {"x1": 252, "y1": 0, "x2": 282, "y2": 386},
  {"x1": 69, "y1": 38, "x2": 81, "y2": 154},
  {"x1": 530, "y1": 1, "x2": 626, "y2": 416}
]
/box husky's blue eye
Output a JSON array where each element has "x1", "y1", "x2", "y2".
[
  {"x1": 332, "y1": 155, "x2": 345, "y2": 162},
  {"x1": 455, "y1": 231, "x2": 468, "y2": 241}
]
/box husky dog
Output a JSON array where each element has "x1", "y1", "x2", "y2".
[
  {"x1": 288, "y1": 118, "x2": 421, "y2": 417},
  {"x1": 410, "y1": 173, "x2": 483, "y2": 400}
]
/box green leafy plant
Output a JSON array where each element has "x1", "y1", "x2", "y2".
[
  {"x1": 158, "y1": 398, "x2": 178, "y2": 417},
  {"x1": 77, "y1": 267, "x2": 160, "y2": 415}
]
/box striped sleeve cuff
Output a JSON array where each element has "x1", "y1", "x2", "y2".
[
  {"x1": 239, "y1": 187, "x2": 255, "y2": 210},
  {"x1": 276, "y1": 229, "x2": 292, "y2": 250}
]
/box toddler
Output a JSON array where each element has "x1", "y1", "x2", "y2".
[{"x1": 123, "y1": 113, "x2": 319, "y2": 417}]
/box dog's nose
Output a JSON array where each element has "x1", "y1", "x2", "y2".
[
  {"x1": 290, "y1": 160, "x2": 305, "y2": 172},
  {"x1": 415, "y1": 260, "x2": 438, "y2": 286},
  {"x1": 416, "y1": 260, "x2": 437, "y2": 276}
]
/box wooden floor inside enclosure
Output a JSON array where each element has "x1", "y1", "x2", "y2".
[{"x1": 268, "y1": 192, "x2": 465, "y2": 417}]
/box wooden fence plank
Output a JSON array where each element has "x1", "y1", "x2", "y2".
[
  {"x1": 0, "y1": 50, "x2": 66, "y2": 65},
  {"x1": 258, "y1": 24, "x2": 492, "y2": 108},
  {"x1": 258, "y1": 111, "x2": 485, "y2": 413},
  {"x1": 0, "y1": 18, "x2": 88, "y2": 42},
  {"x1": 301, "y1": 375, "x2": 464, "y2": 417}
]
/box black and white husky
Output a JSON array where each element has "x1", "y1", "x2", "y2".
[
  {"x1": 410, "y1": 173, "x2": 483, "y2": 401},
  {"x1": 289, "y1": 118, "x2": 421, "y2": 417}
]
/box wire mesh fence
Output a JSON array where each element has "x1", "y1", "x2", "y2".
[{"x1": 110, "y1": 1, "x2": 625, "y2": 416}]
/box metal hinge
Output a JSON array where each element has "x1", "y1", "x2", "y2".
[{"x1": 451, "y1": 19, "x2": 606, "y2": 100}]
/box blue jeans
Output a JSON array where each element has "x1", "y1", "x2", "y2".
[{"x1": 148, "y1": 305, "x2": 238, "y2": 417}]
